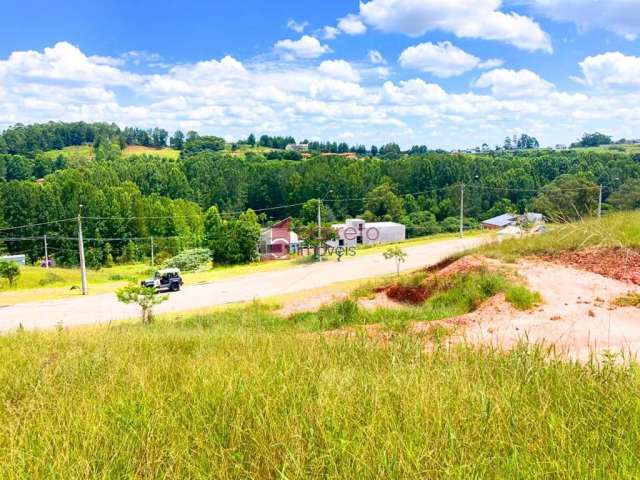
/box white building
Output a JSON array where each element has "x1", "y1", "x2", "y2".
[
  {"x1": 0, "y1": 254, "x2": 26, "y2": 266},
  {"x1": 285, "y1": 143, "x2": 309, "y2": 152},
  {"x1": 330, "y1": 218, "x2": 405, "y2": 247}
]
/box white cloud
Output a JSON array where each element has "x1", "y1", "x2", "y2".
[
  {"x1": 579, "y1": 52, "x2": 640, "y2": 88},
  {"x1": 478, "y1": 58, "x2": 504, "y2": 69},
  {"x1": 358, "y1": 0, "x2": 552, "y2": 52},
  {"x1": 322, "y1": 26, "x2": 340, "y2": 40},
  {"x1": 382, "y1": 78, "x2": 448, "y2": 105},
  {"x1": 4, "y1": 42, "x2": 640, "y2": 150},
  {"x1": 473, "y1": 68, "x2": 554, "y2": 97},
  {"x1": 274, "y1": 35, "x2": 331, "y2": 60},
  {"x1": 0, "y1": 41, "x2": 139, "y2": 85},
  {"x1": 526, "y1": 0, "x2": 640, "y2": 40},
  {"x1": 399, "y1": 41, "x2": 481, "y2": 78},
  {"x1": 318, "y1": 60, "x2": 361, "y2": 82},
  {"x1": 368, "y1": 50, "x2": 386, "y2": 64},
  {"x1": 287, "y1": 19, "x2": 309, "y2": 33},
  {"x1": 338, "y1": 14, "x2": 367, "y2": 35}
]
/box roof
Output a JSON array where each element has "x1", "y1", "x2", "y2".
[
  {"x1": 366, "y1": 222, "x2": 405, "y2": 228},
  {"x1": 482, "y1": 213, "x2": 516, "y2": 227}
]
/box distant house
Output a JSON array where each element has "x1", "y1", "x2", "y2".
[
  {"x1": 0, "y1": 254, "x2": 26, "y2": 266},
  {"x1": 285, "y1": 143, "x2": 309, "y2": 152},
  {"x1": 481, "y1": 212, "x2": 544, "y2": 230},
  {"x1": 259, "y1": 217, "x2": 299, "y2": 260},
  {"x1": 329, "y1": 219, "x2": 405, "y2": 247},
  {"x1": 481, "y1": 213, "x2": 517, "y2": 230}
]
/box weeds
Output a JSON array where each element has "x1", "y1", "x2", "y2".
[
  {"x1": 1, "y1": 317, "x2": 640, "y2": 478},
  {"x1": 506, "y1": 285, "x2": 543, "y2": 310},
  {"x1": 614, "y1": 292, "x2": 640, "y2": 308}
]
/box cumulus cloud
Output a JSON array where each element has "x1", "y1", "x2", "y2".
[
  {"x1": 274, "y1": 35, "x2": 331, "y2": 60},
  {"x1": 526, "y1": 0, "x2": 640, "y2": 40},
  {"x1": 358, "y1": 0, "x2": 552, "y2": 52},
  {"x1": 368, "y1": 50, "x2": 386, "y2": 64},
  {"x1": 318, "y1": 60, "x2": 361, "y2": 82},
  {"x1": 0, "y1": 41, "x2": 139, "y2": 85},
  {"x1": 399, "y1": 41, "x2": 481, "y2": 78},
  {"x1": 287, "y1": 19, "x2": 309, "y2": 33},
  {"x1": 322, "y1": 26, "x2": 340, "y2": 40},
  {"x1": 578, "y1": 52, "x2": 640, "y2": 88},
  {"x1": 4, "y1": 42, "x2": 640, "y2": 149},
  {"x1": 473, "y1": 68, "x2": 554, "y2": 97},
  {"x1": 337, "y1": 14, "x2": 367, "y2": 35}
]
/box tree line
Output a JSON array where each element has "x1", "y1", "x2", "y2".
[{"x1": 1, "y1": 122, "x2": 639, "y2": 268}]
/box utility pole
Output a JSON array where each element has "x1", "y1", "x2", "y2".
[
  {"x1": 77, "y1": 206, "x2": 88, "y2": 295},
  {"x1": 150, "y1": 237, "x2": 155, "y2": 267},
  {"x1": 459, "y1": 182, "x2": 465, "y2": 238},
  {"x1": 43, "y1": 234, "x2": 49, "y2": 269},
  {"x1": 598, "y1": 184, "x2": 603, "y2": 218},
  {"x1": 317, "y1": 199, "x2": 322, "y2": 262}
]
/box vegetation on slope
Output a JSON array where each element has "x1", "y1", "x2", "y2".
[
  {"x1": 0, "y1": 304, "x2": 639, "y2": 478},
  {"x1": 479, "y1": 211, "x2": 640, "y2": 261}
]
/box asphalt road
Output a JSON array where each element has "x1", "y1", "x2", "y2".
[{"x1": 0, "y1": 236, "x2": 487, "y2": 332}]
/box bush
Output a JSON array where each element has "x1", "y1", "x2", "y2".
[
  {"x1": 37, "y1": 272, "x2": 65, "y2": 286},
  {"x1": 506, "y1": 285, "x2": 542, "y2": 310},
  {"x1": 163, "y1": 248, "x2": 211, "y2": 272}
]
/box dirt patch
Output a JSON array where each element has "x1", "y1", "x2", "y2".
[
  {"x1": 540, "y1": 247, "x2": 640, "y2": 285},
  {"x1": 436, "y1": 255, "x2": 487, "y2": 278},
  {"x1": 358, "y1": 292, "x2": 405, "y2": 310},
  {"x1": 382, "y1": 284, "x2": 431, "y2": 304}
]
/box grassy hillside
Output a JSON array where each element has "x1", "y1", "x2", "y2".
[
  {"x1": 479, "y1": 210, "x2": 640, "y2": 260},
  {"x1": 121, "y1": 145, "x2": 180, "y2": 159},
  {"x1": 1, "y1": 303, "x2": 640, "y2": 478}
]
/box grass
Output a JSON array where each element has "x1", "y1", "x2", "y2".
[
  {"x1": 505, "y1": 285, "x2": 542, "y2": 310},
  {"x1": 614, "y1": 292, "x2": 640, "y2": 308},
  {"x1": 121, "y1": 145, "x2": 180, "y2": 159},
  {"x1": 479, "y1": 211, "x2": 640, "y2": 261},
  {"x1": 2, "y1": 304, "x2": 640, "y2": 477},
  {"x1": 41, "y1": 145, "x2": 93, "y2": 163}
]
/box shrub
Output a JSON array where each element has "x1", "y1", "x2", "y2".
[
  {"x1": 163, "y1": 248, "x2": 211, "y2": 272},
  {"x1": 317, "y1": 300, "x2": 360, "y2": 329},
  {"x1": 0, "y1": 261, "x2": 20, "y2": 288},
  {"x1": 506, "y1": 285, "x2": 542, "y2": 310},
  {"x1": 37, "y1": 272, "x2": 65, "y2": 286}
]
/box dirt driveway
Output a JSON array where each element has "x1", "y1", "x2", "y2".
[{"x1": 0, "y1": 236, "x2": 486, "y2": 332}]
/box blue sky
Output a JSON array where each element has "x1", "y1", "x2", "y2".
[{"x1": 1, "y1": 0, "x2": 640, "y2": 149}]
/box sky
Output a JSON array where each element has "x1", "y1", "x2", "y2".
[{"x1": 1, "y1": 0, "x2": 640, "y2": 149}]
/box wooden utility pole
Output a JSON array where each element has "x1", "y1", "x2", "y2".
[
  {"x1": 77, "y1": 207, "x2": 88, "y2": 295},
  {"x1": 43, "y1": 234, "x2": 49, "y2": 269},
  {"x1": 459, "y1": 183, "x2": 465, "y2": 238}
]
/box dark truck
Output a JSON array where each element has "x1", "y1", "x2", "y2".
[{"x1": 141, "y1": 268, "x2": 184, "y2": 292}]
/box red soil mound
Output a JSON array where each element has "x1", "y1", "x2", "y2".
[
  {"x1": 541, "y1": 247, "x2": 640, "y2": 285},
  {"x1": 380, "y1": 256, "x2": 488, "y2": 305}
]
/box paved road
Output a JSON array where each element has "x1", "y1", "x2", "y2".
[{"x1": 0, "y1": 236, "x2": 487, "y2": 332}]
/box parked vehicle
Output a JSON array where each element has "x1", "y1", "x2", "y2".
[{"x1": 141, "y1": 268, "x2": 183, "y2": 292}]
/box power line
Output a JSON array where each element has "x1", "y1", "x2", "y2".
[{"x1": 0, "y1": 218, "x2": 76, "y2": 233}]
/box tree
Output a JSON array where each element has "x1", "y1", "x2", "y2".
[
  {"x1": 573, "y1": 132, "x2": 612, "y2": 148},
  {"x1": 364, "y1": 184, "x2": 405, "y2": 221},
  {"x1": 170, "y1": 130, "x2": 185, "y2": 150},
  {"x1": 383, "y1": 246, "x2": 406, "y2": 277},
  {"x1": 300, "y1": 199, "x2": 333, "y2": 225},
  {"x1": 608, "y1": 179, "x2": 640, "y2": 210},
  {"x1": 247, "y1": 133, "x2": 256, "y2": 147},
  {"x1": 0, "y1": 261, "x2": 20, "y2": 288},
  {"x1": 116, "y1": 284, "x2": 168, "y2": 324},
  {"x1": 531, "y1": 174, "x2": 599, "y2": 221},
  {"x1": 182, "y1": 136, "x2": 225, "y2": 156}
]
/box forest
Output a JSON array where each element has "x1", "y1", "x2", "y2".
[{"x1": 1, "y1": 121, "x2": 639, "y2": 267}]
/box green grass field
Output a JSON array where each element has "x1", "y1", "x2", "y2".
[
  {"x1": 121, "y1": 145, "x2": 180, "y2": 159},
  {"x1": 1, "y1": 214, "x2": 639, "y2": 477},
  {"x1": 1, "y1": 302, "x2": 640, "y2": 478}
]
